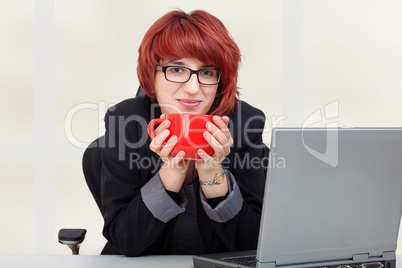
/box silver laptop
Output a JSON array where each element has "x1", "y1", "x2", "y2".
[{"x1": 194, "y1": 128, "x2": 402, "y2": 268}]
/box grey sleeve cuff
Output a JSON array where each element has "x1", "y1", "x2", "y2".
[
  {"x1": 141, "y1": 172, "x2": 187, "y2": 223},
  {"x1": 200, "y1": 170, "x2": 243, "y2": 223}
]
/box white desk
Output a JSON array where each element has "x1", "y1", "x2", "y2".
[
  {"x1": 0, "y1": 254, "x2": 401, "y2": 268},
  {"x1": 0, "y1": 254, "x2": 193, "y2": 268}
]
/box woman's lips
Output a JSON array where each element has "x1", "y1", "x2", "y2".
[{"x1": 177, "y1": 99, "x2": 201, "y2": 108}]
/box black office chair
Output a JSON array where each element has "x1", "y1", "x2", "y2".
[
  {"x1": 57, "y1": 135, "x2": 102, "y2": 254},
  {"x1": 58, "y1": 87, "x2": 145, "y2": 255}
]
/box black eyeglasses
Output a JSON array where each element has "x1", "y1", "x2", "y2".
[{"x1": 156, "y1": 65, "x2": 221, "y2": 85}]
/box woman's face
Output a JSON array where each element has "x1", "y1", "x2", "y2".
[{"x1": 154, "y1": 58, "x2": 219, "y2": 115}]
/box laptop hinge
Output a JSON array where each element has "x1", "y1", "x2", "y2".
[
  {"x1": 352, "y1": 253, "x2": 369, "y2": 261},
  {"x1": 382, "y1": 251, "x2": 396, "y2": 259},
  {"x1": 256, "y1": 261, "x2": 276, "y2": 268}
]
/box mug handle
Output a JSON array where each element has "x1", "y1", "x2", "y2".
[{"x1": 147, "y1": 118, "x2": 165, "y2": 139}]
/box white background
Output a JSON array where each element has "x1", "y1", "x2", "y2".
[{"x1": 0, "y1": 0, "x2": 401, "y2": 255}]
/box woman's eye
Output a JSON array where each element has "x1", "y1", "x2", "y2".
[
  {"x1": 168, "y1": 67, "x2": 183, "y2": 73},
  {"x1": 201, "y1": 70, "x2": 214, "y2": 77}
]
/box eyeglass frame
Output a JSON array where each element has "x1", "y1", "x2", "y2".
[{"x1": 155, "y1": 65, "x2": 221, "y2": 85}]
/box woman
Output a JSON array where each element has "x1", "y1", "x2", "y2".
[{"x1": 100, "y1": 9, "x2": 269, "y2": 256}]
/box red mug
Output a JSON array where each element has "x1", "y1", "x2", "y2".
[{"x1": 147, "y1": 113, "x2": 215, "y2": 159}]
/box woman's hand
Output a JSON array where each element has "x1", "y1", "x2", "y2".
[
  {"x1": 149, "y1": 114, "x2": 189, "y2": 192},
  {"x1": 196, "y1": 115, "x2": 233, "y2": 198}
]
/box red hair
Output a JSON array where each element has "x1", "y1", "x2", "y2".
[{"x1": 137, "y1": 9, "x2": 241, "y2": 116}]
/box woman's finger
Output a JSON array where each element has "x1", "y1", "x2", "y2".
[
  {"x1": 204, "y1": 130, "x2": 223, "y2": 150},
  {"x1": 149, "y1": 129, "x2": 170, "y2": 152},
  {"x1": 221, "y1": 116, "x2": 229, "y2": 125},
  {"x1": 206, "y1": 118, "x2": 233, "y2": 148},
  {"x1": 161, "y1": 150, "x2": 187, "y2": 171},
  {"x1": 159, "y1": 135, "x2": 178, "y2": 159},
  {"x1": 196, "y1": 149, "x2": 221, "y2": 170},
  {"x1": 203, "y1": 131, "x2": 229, "y2": 161},
  {"x1": 171, "y1": 150, "x2": 186, "y2": 167},
  {"x1": 153, "y1": 119, "x2": 171, "y2": 137},
  {"x1": 213, "y1": 115, "x2": 229, "y2": 127}
]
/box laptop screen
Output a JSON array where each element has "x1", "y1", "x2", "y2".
[{"x1": 257, "y1": 128, "x2": 402, "y2": 266}]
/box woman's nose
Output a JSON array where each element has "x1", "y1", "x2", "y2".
[{"x1": 182, "y1": 73, "x2": 200, "y2": 95}]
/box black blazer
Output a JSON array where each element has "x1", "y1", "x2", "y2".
[{"x1": 100, "y1": 95, "x2": 269, "y2": 256}]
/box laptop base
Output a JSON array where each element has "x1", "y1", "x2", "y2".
[{"x1": 194, "y1": 253, "x2": 396, "y2": 268}]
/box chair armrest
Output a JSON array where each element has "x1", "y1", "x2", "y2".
[
  {"x1": 58, "y1": 228, "x2": 87, "y2": 245},
  {"x1": 58, "y1": 228, "x2": 87, "y2": 255}
]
